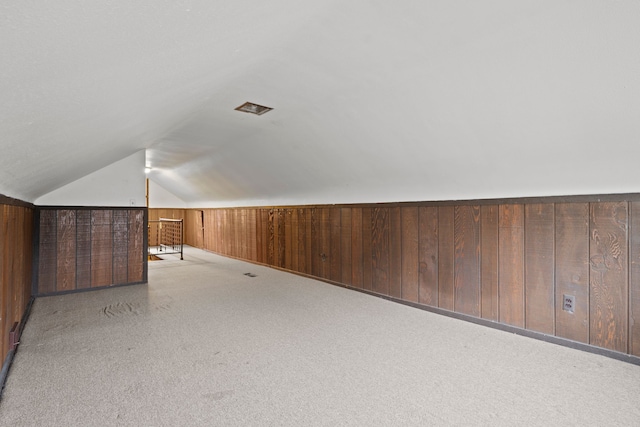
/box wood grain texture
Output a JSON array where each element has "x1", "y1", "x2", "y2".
[
  {"x1": 56, "y1": 210, "x2": 76, "y2": 292},
  {"x1": 418, "y1": 207, "x2": 438, "y2": 306},
  {"x1": 389, "y1": 207, "x2": 402, "y2": 299},
  {"x1": 38, "y1": 209, "x2": 57, "y2": 294},
  {"x1": 291, "y1": 209, "x2": 299, "y2": 271},
  {"x1": 351, "y1": 208, "x2": 363, "y2": 288},
  {"x1": 267, "y1": 209, "x2": 275, "y2": 267},
  {"x1": 481, "y1": 205, "x2": 499, "y2": 320},
  {"x1": 454, "y1": 206, "x2": 481, "y2": 316},
  {"x1": 401, "y1": 207, "x2": 419, "y2": 303},
  {"x1": 284, "y1": 209, "x2": 292, "y2": 270},
  {"x1": 297, "y1": 209, "x2": 309, "y2": 274},
  {"x1": 438, "y1": 206, "x2": 454, "y2": 310},
  {"x1": 1, "y1": 206, "x2": 9, "y2": 360},
  {"x1": 555, "y1": 203, "x2": 590, "y2": 344},
  {"x1": 590, "y1": 202, "x2": 628, "y2": 353},
  {"x1": 362, "y1": 208, "x2": 373, "y2": 291},
  {"x1": 128, "y1": 209, "x2": 144, "y2": 283},
  {"x1": 329, "y1": 208, "x2": 341, "y2": 282},
  {"x1": 112, "y1": 210, "x2": 129, "y2": 286},
  {"x1": 498, "y1": 204, "x2": 525, "y2": 328},
  {"x1": 371, "y1": 207, "x2": 390, "y2": 295},
  {"x1": 311, "y1": 208, "x2": 320, "y2": 277},
  {"x1": 525, "y1": 204, "x2": 555, "y2": 334},
  {"x1": 341, "y1": 208, "x2": 352, "y2": 285},
  {"x1": 91, "y1": 210, "x2": 113, "y2": 288},
  {"x1": 630, "y1": 202, "x2": 640, "y2": 357},
  {"x1": 77, "y1": 210, "x2": 92, "y2": 289}
]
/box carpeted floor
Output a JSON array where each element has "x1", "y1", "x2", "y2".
[{"x1": 1, "y1": 246, "x2": 639, "y2": 426}]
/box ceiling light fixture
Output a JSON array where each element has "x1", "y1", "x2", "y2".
[{"x1": 235, "y1": 102, "x2": 273, "y2": 115}]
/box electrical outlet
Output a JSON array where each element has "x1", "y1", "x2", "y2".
[{"x1": 563, "y1": 294, "x2": 575, "y2": 313}]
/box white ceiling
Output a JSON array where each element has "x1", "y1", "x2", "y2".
[{"x1": 2, "y1": 1, "x2": 640, "y2": 206}]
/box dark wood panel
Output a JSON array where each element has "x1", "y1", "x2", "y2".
[
  {"x1": 524, "y1": 204, "x2": 555, "y2": 334},
  {"x1": 329, "y1": 208, "x2": 341, "y2": 282},
  {"x1": 341, "y1": 208, "x2": 352, "y2": 285},
  {"x1": 128, "y1": 209, "x2": 144, "y2": 283},
  {"x1": 630, "y1": 202, "x2": 640, "y2": 357},
  {"x1": 590, "y1": 202, "x2": 628, "y2": 353},
  {"x1": 76, "y1": 210, "x2": 92, "y2": 289},
  {"x1": 454, "y1": 205, "x2": 481, "y2": 316},
  {"x1": 267, "y1": 209, "x2": 275, "y2": 266},
  {"x1": 112, "y1": 210, "x2": 129, "y2": 285},
  {"x1": 401, "y1": 207, "x2": 419, "y2": 303},
  {"x1": 351, "y1": 208, "x2": 363, "y2": 288},
  {"x1": 498, "y1": 204, "x2": 525, "y2": 328},
  {"x1": 297, "y1": 209, "x2": 309, "y2": 274},
  {"x1": 389, "y1": 207, "x2": 402, "y2": 299},
  {"x1": 56, "y1": 210, "x2": 76, "y2": 292},
  {"x1": 371, "y1": 207, "x2": 390, "y2": 295},
  {"x1": 38, "y1": 209, "x2": 57, "y2": 294},
  {"x1": 284, "y1": 209, "x2": 292, "y2": 270},
  {"x1": 418, "y1": 207, "x2": 438, "y2": 306},
  {"x1": 319, "y1": 209, "x2": 331, "y2": 279},
  {"x1": 555, "y1": 203, "x2": 590, "y2": 344},
  {"x1": 480, "y1": 205, "x2": 499, "y2": 321},
  {"x1": 91, "y1": 210, "x2": 113, "y2": 288},
  {"x1": 438, "y1": 206, "x2": 454, "y2": 310},
  {"x1": 1, "y1": 206, "x2": 9, "y2": 360},
  {"x1": 291, "y1": 209, "x2": 299, "y2": 271},
  {"x1": 362, "y1": 208, "x2": 373, "y2": 291},
  {"x1": 311, "y1": 208, "x2": 320, "y2": 277}
]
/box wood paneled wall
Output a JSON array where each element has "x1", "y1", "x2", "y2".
[
  {"x1": 191, "y1": 197, "x2": 640, "y2": 358},
  {"x1": 36, "y1": 208, "x2": 146, "y2": 295},
  {"x1": 0, "y1": 201, "x2": 33, "y2": 366}
]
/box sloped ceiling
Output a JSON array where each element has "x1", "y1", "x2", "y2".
[{"x1": 2, "y1": 1, "x2": 640, "y2": 206}]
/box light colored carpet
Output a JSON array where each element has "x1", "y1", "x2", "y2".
[{"x1": 1, "y1": 246, "x2": 639, "y2": 426}]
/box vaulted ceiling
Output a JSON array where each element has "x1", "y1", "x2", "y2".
[{"x1": 2, "y1": 1, "x2": 639, "y2": 206}]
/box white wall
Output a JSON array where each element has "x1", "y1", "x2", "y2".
[
  {"x1": 148, "y1": 179, "x2": 187, "y2": 208},
  {"x1": 35, "y1": 151, "x2": 146, "y2": 206}
]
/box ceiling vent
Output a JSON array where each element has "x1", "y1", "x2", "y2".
[{"x1": 235, "y1": 102, "x2": 273, "y2": 115}]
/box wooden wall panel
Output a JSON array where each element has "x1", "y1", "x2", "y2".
[
  {"x1": 630, "y1": 202, "x2": 640, "y2": 357},
  {"x1": 438, "y1": 206, "x2": 454, "y2": 310},
  {"x1": 296, "y1": 209, "x2": 308, "y2": 274},
  {"x1": 77, "y1": 210, "x2": 92, "y2": 289},
  {"x1": 329, "y1": 208, "x2": 341, "y2": 283},
  {"x1": 341, "y1": 208, "x2": 352, "y2": 285},
  {"x1": 362, "y1": 208, "x2": 373, "y2": 291},
  {"x1": 38, "y1": 210, "x2": 57, "y2": 294},
  {"x1": 56, "y1": 210, "x2": 76, "y2": 292},
  {"x1": 389, "y1": 207, "x2": 402, "y2": 299},
  {"x1": 1, "y1": 202, "x2": 33, "y2": 366},
  {"x1": 401, "y1": 207, "x2": 419, "y2": 303},
  {"x1": 418, "y1": 207, "x2": 438, "y2": 306},
  {"x1": 112, "y1": 210, "x2": 129, "y2": 285},
  {"x1": 555, "y1": 203, "x2": 590, "y2": 344},
  {"x1": 91, "y1": 210, "x2": 113, "y2": 288},
  {"x1": 498, "y1": 204, "x2": 525, "y2": 328},
  {"x1": 590, "y1": 202, "x2": 628, "y2": 353},
  {"x1": 524, "y1": 204, "x2": 555, "y2": 334},
  {"x1": 454, "y1": 206, "x2": 481, "y2": 316},
  {"x1": 128, "y1": 209, "x2": 145, "y2": 283},
  {"x1": 284, "y1": 209, "x2": 292, "y2": 270},
  {"x1": 196, "y1": 195, "x2": 640, "y2": 358},
  {"x1": 290, "y1": 209, "x2": 299, "y2": 271},
  {"x1": 371, "y1": 207, "x2": 390, "y2": 295},
  {"x1": 351, "y1": 208, "x2": 363, "y2": 288},
  {"x1": 480, "y1": 205, "x2": 499, "y2": 320}
]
